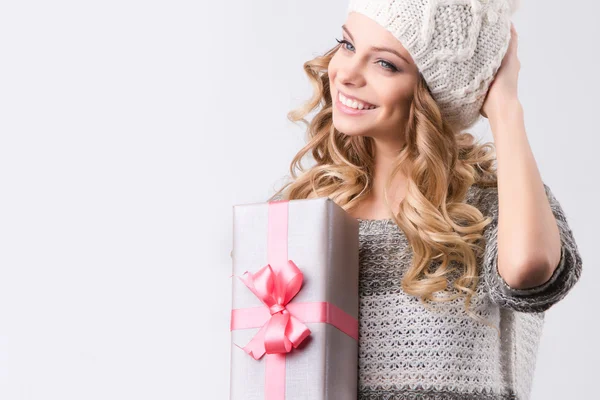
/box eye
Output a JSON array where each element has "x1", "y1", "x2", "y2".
[
  {"x1": 335, "y1": 38, "x2": 400, "y2": 73},
  {"x1": 335, "y1": 38, "x2": 355, "y2": 52},
  {"x1": 377, "y1": 60, "x2": 399, "y2": 72}
]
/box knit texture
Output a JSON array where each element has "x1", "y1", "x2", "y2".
[
  {"x1": 354, "y1": 183, "x2": 582, "y2": 399},
  {"x1": 346, "y1": 0, "x2": 520, "y2": 132},
  {"x1": 270, "y1": 182, "x2": 582, "y2": 399}
]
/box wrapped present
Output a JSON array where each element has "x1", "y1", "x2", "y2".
[{"x1": 230, "y1": 196, "x2": 359, "y2": 400}]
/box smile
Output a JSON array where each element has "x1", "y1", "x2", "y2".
[
  {"x1": 335, "y1": 90, "x2": 379, "y2": 115},
  {"x1": 337, "y1": 91, "x2": 378, "y2": 110}
]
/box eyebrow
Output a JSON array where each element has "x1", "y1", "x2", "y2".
[{"x1": 342, "y1": 25, "x2": 411, "y2": 65}]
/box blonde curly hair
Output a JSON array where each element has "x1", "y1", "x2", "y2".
[{"x1": 269, "y1": 41, "x2": 501, "y2": 335}]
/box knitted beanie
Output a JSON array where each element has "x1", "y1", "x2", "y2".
[{"x1": 346, "y1": 0, "x2": 520, "y2": 131}]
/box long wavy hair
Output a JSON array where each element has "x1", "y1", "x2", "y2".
[{"x1": 269, "y1": 41, "x2": 501, "y2": 335}]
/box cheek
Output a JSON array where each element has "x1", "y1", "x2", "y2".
[
  {"x1": 375, "y1": 94, "x2": 412, "y2": 125},
  {"x1": 327, "y1": 58, "x2": 338, "y2": 81},
  {"x1": 380, "y1": 85, "x2": 414, "y2": 113},
  {"x1": 328, "y1": 68, "x2": 335, "y2": 83},
  {"x1": 376, "y1": 94, "x2": 401, "y2": 115}
]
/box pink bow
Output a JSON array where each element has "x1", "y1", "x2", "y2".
[{"x1": 236, "y1": 259, "x2": 311, "y2": 359}]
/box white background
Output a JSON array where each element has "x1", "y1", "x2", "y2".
[{"x1": 0, "y1": 1, "x2": 597, "y2": 399}]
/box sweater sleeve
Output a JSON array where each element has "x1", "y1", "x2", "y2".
[{"x1": 479, "y1": 183, "x2": 583, "y2": 313}]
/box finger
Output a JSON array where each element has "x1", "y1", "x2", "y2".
[{"x1": 509, "y1": 27, "x2": 518, "y2": 49}]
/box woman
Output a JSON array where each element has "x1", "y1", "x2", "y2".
[{"x1": 269, "y1": 1, "x2": 582, "y2": 399}]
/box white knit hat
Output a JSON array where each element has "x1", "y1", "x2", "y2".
[{"x1": 347, "y1": 0, "x2": 520, "y2": 131}]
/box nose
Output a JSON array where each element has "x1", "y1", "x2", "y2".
[{"x1": 336, "y1": 56, "x2": 366, "y2": 88}]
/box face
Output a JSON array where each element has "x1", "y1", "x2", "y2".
[{"x1": 328, "y1": 12, "x2": 420, "y2": 141}]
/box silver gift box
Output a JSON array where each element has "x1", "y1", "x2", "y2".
[{"x1": 230, "y1": 196, "x2": 359, "y2": 400}]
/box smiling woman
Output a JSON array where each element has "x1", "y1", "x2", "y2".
[
  {"x1": 265, "y1": 0, "x2": 583, "y2": 399},
  {"x1": 327, "y1": 13, "x2": 419, "y2": 140}
]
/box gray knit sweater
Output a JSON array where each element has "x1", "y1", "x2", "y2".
[{"x1": 274, "y1": 182, "x2": 582, "y2": 400}]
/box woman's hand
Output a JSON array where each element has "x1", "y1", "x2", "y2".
[{"x1": 481, "y1": 23, "x2": 520, "y2": 119}]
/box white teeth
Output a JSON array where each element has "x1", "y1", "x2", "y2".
[{"x1": 339, "y1": 92, "x2": 376, "y2": 110}]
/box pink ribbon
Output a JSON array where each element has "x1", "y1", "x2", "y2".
[{"x1": 230, "y1": 199, "x2": 358, "y2": 400}]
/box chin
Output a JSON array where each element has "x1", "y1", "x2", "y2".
[{"x1": 332, "y1": 120, "x2": 370, "y2": 137}]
